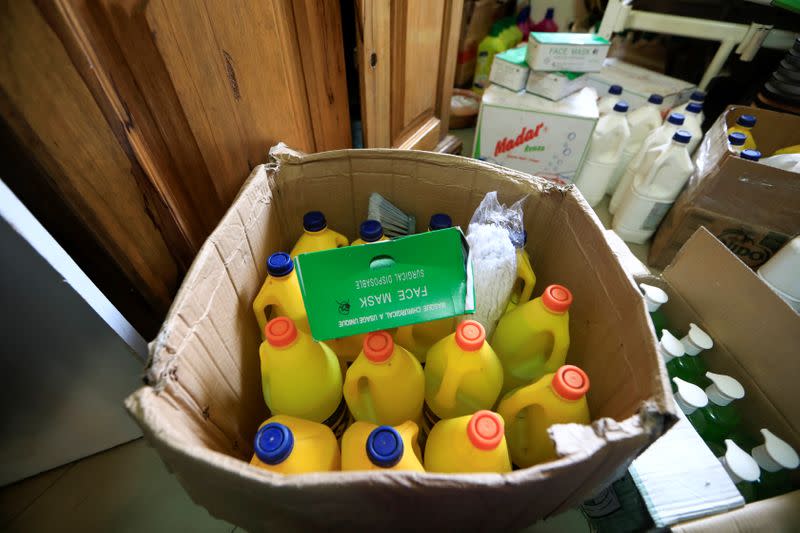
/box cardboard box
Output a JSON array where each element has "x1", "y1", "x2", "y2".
[
  {"x1": 613, "y1": 228, "x2": 800, "y2": 530},
  {"x1": 526, "y1": 70, "x2": 588, "y2": 101},
  {"x1": 125, "y1": 145, "x2": 674, "y2": 531},
  {"x1": 650, "y1": 106, "x2": 800, "y2": 271},
  {"x1": 526, "y1": 32, "x2": 610, "y2": 72},
  {"x1": 473, "y1": 85, "x2": 598, "y2": 185},
  {"x1": 586, "y1": 58, "x2": 695, "y2": 111},
  {"x1": 488, "y1": 46, "x2": 529, "y2": 92}
]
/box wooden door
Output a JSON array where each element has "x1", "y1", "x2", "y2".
[{"x1": 357, "y1": 0, "x2": 463, "y2": 150}]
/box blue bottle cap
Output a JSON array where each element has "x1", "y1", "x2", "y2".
[
  {"x1": 667, "y1": 112, "x2": 685, "y2": 126},
  {"x1": 359, "y1": 220, "x2": 384, "y2": 242},
  {"x1": 428, "y1": 213, "x2": 452, "y2": 230},
  {"x1": 648, "y1": 94, "x2": 664, "y2": 105},
  {"x1": 303, "y1": 211, "x2": 327, "y2": 232},
  {"x1": 267, "y1": 252, "x2": 294, "y2": 277},
  {"x1": 690, "y1": 90, "x2": 706, "y2": 102},
  {"x1": 608, "y1": 84, "x2": 623, "y2": 95},
  {"x1": 741, "y1": 149, "x2": 761, "y2": 161},
  {"x1": 366, "y1": 426, "x2": 404, "y2": 468},
  {"x1": 673, "y1": 130, "x2": 691, "y2": 144},
  {"x1": 686, "y1": 102, "x2": 703, "y2": 114},
  {"x1": 737, "y1": 114, "x2": 757, "y2": 128},
  {"x1": 728, "y1": 132, "x2": 747, "y2": 146},
  {"x1": 613, "y1": 101, "x2": 629, "y2": 113},
  {"x1": 254, "y1": 422, "x2": 294, "y2": 465}
]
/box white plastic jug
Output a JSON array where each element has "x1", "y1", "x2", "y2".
[
  {"x1": 574, "y1": 101, "x2": 631, "y2": 207},
  {"x1": 597, "y1": 84, "x2": 623, "y2": 115},
  {"x1": 671, "y1": 90, "x2": 706, "y2": 125},
  {"x1": 613, "y1": 130, "x2": 694, "y2": 244},
  {"x1": 607, "y1": 94, "x2": 664, "y2": 195},
  {"x1": 609, "y1": 112, "x2": 686, "y2": 214},
  {"x1": 682, "y1": 103, "x2": 703, "y2": 154}
]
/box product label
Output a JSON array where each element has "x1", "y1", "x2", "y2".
[
  {"x1": 716, "y1": 228, "x2": 787, "y2": 268},
  {"x1": 323, "y1": 398, "x2": 351, "y2": 439},
  {"x1": 296, "y1": 228, "x2": 473, "y2": 340},
  {"x1": 528, "y1": 42, "x2": 608, "y2": 72},
  {"x1": 641, "y1": 201, "x2": 673, "y2": 231}
]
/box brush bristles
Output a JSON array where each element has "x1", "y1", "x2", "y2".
[{"x1": 367, "y1": 193, "x2": 415, "y2": 236}]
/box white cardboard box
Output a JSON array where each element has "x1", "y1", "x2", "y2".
[
  {"x1": 526, "y1": 32, "x2": 610, "y2": 72},
  {"x1": 489, "y1": 46, "x2": 529, "y2": 92},
  {"x1": 472, "y1": 84, "x2": 599, "y2": 185},
  {"x1": 586, "y1": 58, "x2": 696, "y2": 111},
  {"x1": 526, "y1": 71, "x2": 588, "y2": 101}
]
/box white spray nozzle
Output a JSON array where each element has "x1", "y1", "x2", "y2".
[
  {"x1": 673, "y1": 377, "x2": 708, "y2": 415},
  {"x1": 720, "y1": 439, "x2": 760, "y2": 483},
  {"x1": 640, "y1": 283, "x2": 668, "y2": 312},
  {"x1": 752, "y1": 429, "x2": 800, "y2": 472},
  {"x1": 658, "y1": 330, "x2": 684, "y2": 364},
  {"x1": 681, "y1": 323, "x2": 713, "y2": 356},
  {"x1": 705, "y1": 372, "x2": 745, "y2": 406}
]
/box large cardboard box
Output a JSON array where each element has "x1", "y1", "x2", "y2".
[
  {"x1": 614, "y1": 228, "x2": 800, "y2": 530},
  {"x1": 586, "y1": 58, "x2": 695, "y2": 111},
  {"x1": 650, "y1": 106, "x2": 800, "y2": 271},
  {"x1": 125, "y1": 145, "x2": 674, "y2": 531}
]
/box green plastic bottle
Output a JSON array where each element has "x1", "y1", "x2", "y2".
[
  {"x1": 750, "y1": 429, "x2": 799, "y2": 501},
  {"x1": 640, "y1": 283, "x2": 668, "y2": 338},
  {"x1": 718, "y1": 439, "x2": 761, "y2": 503},
  {"x1": 657, "y1": 330, "x2": 691, "y2": 392},
  {"x1": 694, "y1": 372, "x2": 745, "y2": 449},
  {"x1": 677, "y1": 323, "x2": 713, "y2": 387},
  {"x1": 473, "y1": 22, "x2": 506, "y2": 94}
]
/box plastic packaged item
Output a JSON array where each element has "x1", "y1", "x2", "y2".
[
  {"x1": 682, "y1": 103, "x2": 704, "y2": 154},
  {"x1": 749, "y1": 428, "x2": 800, "y2": 501},
  {"x1": 424, "y1": 411, "x2": 512, "y2": 473},
  {"x1": 497, "y1": 365, "x2": 590, "y2": 468},
  {"x1": 608, "y1": 94, "x2": 664, "y2": 195},
  {"x1": 757, "y1": 235, "x2": 800, "y2": 311},
  {"x1": 671, "y1": 377, "x2": 708, "y2": 416},
  {"x1": 726, "y1": 114, "x2": 758, "y2": 151},
  {"x1": 422, "y1": 321, "x2": 503, "y2": 430},
  {"x1": 597, "y1": 84, "x2": 623, "y2": 115},
  {"x1": 341, "y1": 421, "x2": 424, "y2": 472},
  {"x1": 493, "y1": 285, "x2": 572, "y2": 395},
  {"x1": 671, "y1": 90, "x2": 706, "y2": 124},
  {"x1": 259, "y1": 318, "x2": 347, "y2": 436},
  {"x1": 489, "y1": 45, "x2": 530, "y2": 92},
  {"x1": 574, "y1": 101, "x2": 631, "y2": 207},
  {"x1": 639, "y1": 283, "x2": 669, "y2": 335},
  {"x1": 717, "y1": 439, "x2": 761, "y2": 503},
  {"x1": 343, "y1": 331, "x2": 424, "y2": 426},
  {"x1": 741, "y1": 149, "x2": 761, "y2": 162},
  {"x1": 250, "y1": 415, "x2": 340, "y2": 474},
  {"x1": 612, "y1": 130, "x2": 694, "y2": 244},
  {"x1": 727, "y1": 132, "x2": 747, "y2": 154},
  {"x1": 351, "y1": 219, "x2": 390, "y2": 245},
  {"x1": 473, "y1": 22, "x2": 507, "y2": 94},
  {"x1": 531, "y1": 7, "x2": 558, "y2": 32},
  {"x1": 290, "y1": 211, "x2": 349, "y2": 257},
  {"x1": 505, "y1": 230, "x2": 536, "y2": 313},
  {"x1": 609, "y1": 112, "x2": 686, "y2": 214},
  {"x1": 693, "y1": 372, "x2": 745, "y2": 448},
  {"x1": 252, "y1": 252, "x2": 309, "y2": 337}
]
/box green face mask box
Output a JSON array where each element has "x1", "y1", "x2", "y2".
[{"x1": 295, "y1": 227, "x2": 474, "y2": 341}]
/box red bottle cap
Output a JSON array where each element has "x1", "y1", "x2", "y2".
[
  {"x1": 265, "y1": 317, "x2": 297, "y2": 347},
  {"x1": 542, "y1": 284, "x2": 572, "y2": 313},
  {"x1": 455, "y1": 320, "x2": 486, "y2": 351},
  {"x1": 552, "y1": 365, "x2": 590, "y2": 401},
  {"x1": 363, "y1": 331, "x2": 394, "y2": 363},
  {"x1": 467, "y1": 410, "x2": 504, "y2": 450}
]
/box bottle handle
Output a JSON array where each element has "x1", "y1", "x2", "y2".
[
  {"x1": 335, "y1": 232, "x2": 349, "y2": 248},
  {"x1": 432, "y1": 352, "x2": 480, "y2": 409}
]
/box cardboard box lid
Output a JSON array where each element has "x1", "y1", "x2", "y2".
[
  {"x1": 672, "y1": 490, "x2": 800, "y2": 532},
  {"x1": 482, "y1": 84, "x2": 599, "y2": 118}
]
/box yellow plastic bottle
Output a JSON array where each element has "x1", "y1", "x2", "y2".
[
  {"x1": 422, "y1": 320, "x2": 503, "y2": 432},
  {"x1": 343, "y1": 331, "x2": 424, "y2": 426},
  {"x1": 726, "y1": 114, "x2": 757, "y2": 151},
  {"x1": 424, "y1": 410, "x2": 512, "y2": 473},
  {"x1": 290, "y1": 210, "x2": 349, "y2": 258},
  {"x1": 773, "y1": 143, "x2": 800, "y2": 156},
  {"x1": 259, "y1": 317, "x2": 349, "y2": 437},
  {"x1": 505, "y1": 230, "x2": 536, "y2": 313},
  {"x1": 350, "y1": 219, "x2": 391, "y2": 246},
  {"x1": 396, "y1": 213, "x2": 457, "y2": 362},
  {"x1": 341, "y1": 421, "x2": 424, "y2": 472},
  {"x1": 252, "y1": 252, "x2": 309, "y2": 337},
  {"x1": 492, "y1": 284, "x2": 572, "y2": 395},
  {"x1": 497, "y1": 365, "x2": 591, "y2": 468},
  {"x1": 249, "y1": 415, "x2": 340, "y2": 474},
  {"x1": 473, "y1": 22, "x2": 506, "y2": 94}
]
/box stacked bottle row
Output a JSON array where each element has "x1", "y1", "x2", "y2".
[{"x1": 641, "y1": 282, "x2": 798, "y2": 503}]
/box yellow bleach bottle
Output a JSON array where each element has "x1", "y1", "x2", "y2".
[
  {"x1": 505, "y1": 230, "x2": 536, "y2": 313},
  {"x1": 351, "y1": 219, "x2": 391, "y2": 246},
  {"x1": 259, "y1": 317, "x2": 349, "y2": 437},
  {"x1": 492, "y1": 284, "x2": 572, "y2": 395},
  {"x1": 422, "y1": 320, "x2": 503, "y2": 431},
  {"x1": 250, "y1": 415, "x2": 340, "y2": 474},
  {"x1": 497, "y1": 365, "x2": 590, "y2": 468},
  {"x1": 343, "y1": 331, "x2": 424, "y2": 426},
  {"x1": 396, "y1": 214, "x2": 457, "y2": 362},
  {"x1": 424, "y1": 410, "x2": 512, "y2": 473},
  {"x1": 290, "y1": 211, "x2": 349, "y2": 258},
  {"x1": 726, "y1": 114, "x2": 757, "y2": 151},
  {"x1": 252, "y1": 252, "x2": 309, "y2": 338},
  {"x1": 341, "y1": 421, "x2": 424, "y2": 472}
]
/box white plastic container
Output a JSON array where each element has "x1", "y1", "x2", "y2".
[
  {"x1": 597, "y1": 84, "x2": 622, "y2": 115},
  {"x1": 573, "y1": 101, "x2": 630, "y2": 206},
  {"x1": 682, "y1": 102, "x2": 704, "y2": 154},
  {"x1": 671, "y1": 90, "x2": 706, "y2": 124},
  {"x1": 607, "y1": 94, "x2": 664, "y2": 194},
  {"x1": 609, "y1": 112, "x2": 686, "y2": 214},
  {"x1": 612, "y1": 130, "x2": 694, "y2": 244},
  {"x1": 757, "y1": 235, "x2": 800, "y2": 311}
]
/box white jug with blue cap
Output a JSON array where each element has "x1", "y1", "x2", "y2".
[{"x1": 608, "y1": 94, "x2": 665, "y2": 194}]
